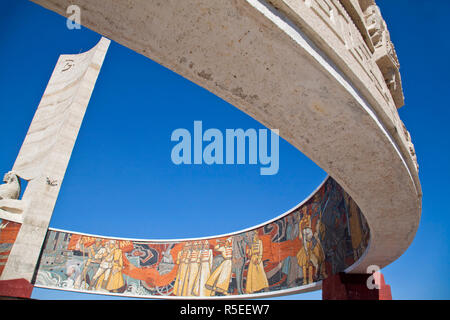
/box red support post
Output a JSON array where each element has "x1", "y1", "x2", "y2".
[
  {"x1": 0, "y1": 278, "x2": 33, "y2": 299},
  {"x1": 322, "y1": 272, "x2": 392, "y2": 300}
]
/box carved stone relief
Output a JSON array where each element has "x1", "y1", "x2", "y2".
[{"x1": 0, "y1": 171, "x2": 27, "y2": 220}]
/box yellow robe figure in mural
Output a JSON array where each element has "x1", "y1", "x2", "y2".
[
  {"x1": 245, "y1": 234, "x2": 269, "y2": 294},
  {"x1": 81, "y1": 238, "x2": 102, "y2": 289},
  {"x1": 173, "y1": 243, "x2": 191, "y2": 296},
  {"x1": 296, "y1": 215, "x2": 326, "y2": 285},
  {"x1": 173, "y1": 249, "x2": 183, "y2": 296},
  {"x1": 106, "y1": 243, "x2": 125, "y2": 292},
  {"x1": 192, "y1": 240, "x2": 213, "y2": 297},
  {"x1": 92, "y1": 241, "x2": 114, "y2": 290},
  {"x1": 185, "y1": 242, "x2": 201, "y2": 296},
  {"x1": 346, "y1": 194, "x2": 364, "y2": 259},
  {"x1": 312, "y1": 219, "x2": 327, "y2": 279},
  {"x1": 180, "y1": 245, "x2": 193, "y2": 296},
  {"x1": 205, "y1": 238, "x2": 233, "y2": 296},
  {"x1": 296, "y1": 236, "x2": 314, "y2": 284}
]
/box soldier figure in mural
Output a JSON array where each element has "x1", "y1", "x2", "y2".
[
  {"x1": 185, "y1": 241, "x2": 201, "y2": 296},
  {"x1": 314, "y1": 218, "x2": 328, "y2": 280},
  {"x1": 173, "y1": 242, "x2": 191, "y2": 296},
  {"x1": 296, "y1": 209, "x2": 327, "y2": 285},
  {"x1": 105, "y1": 241, "x2": 126, "y2": 293},
  {"x1": 192, "y1": 240, "x2": 213, "y2": 296},
  {"x1": 80, "y1": 238, "x2": 102, "y2": 289},
  {"x1": 245, "y1": 231, "x2": 269, "y2": 294},
  {"x1": 205, "y1": 237, "x2": 233, "y2": 296},
  {"x1": 231, "y1": 234, "x2": 249, "y2": 295},
  {"x1": 180, "y1": 242, "x2": 194, "y2": 296},
  {"x1": 90, "y1": 240, "x2": 115, "y2": 290},
  {"x1": 173, "y1": 243, "x2": 183, "y2": 295},
  {"x1": 281, "y1": 214, "x2": 301, "y2": 287},
  {"x1": 343, "y1": 193, "x2": 367, "y2": 260}
]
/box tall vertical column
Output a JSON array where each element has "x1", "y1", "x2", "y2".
[{"x1": 0, "y1": 38, "x2": 110, "y2": 288}]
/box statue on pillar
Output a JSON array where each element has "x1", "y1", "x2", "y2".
[
  {"x1": 0, "y1": 171, "x2": 21, "y2": 200},
  {"x1": 0, "y1": 171, "x2": 27, "y2": 216}
]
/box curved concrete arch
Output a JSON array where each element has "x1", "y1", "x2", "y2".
[
  {"x1": 35, "y1": 177, "x2": 370, "y2": 299},
  {"x1": 28, "y1": 0, "x2": 422, "y2": 296}
]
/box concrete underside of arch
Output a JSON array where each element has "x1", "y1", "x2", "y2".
[{"x1": 29, "y1": 0, "x2": 421, "y2": 293}]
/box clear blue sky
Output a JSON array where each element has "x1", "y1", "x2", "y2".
[{"x1": 0, "y1": 0, "x2": 448, "y2": 300}]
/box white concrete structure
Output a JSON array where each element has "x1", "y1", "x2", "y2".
[{"x1": 7, "y1": 0, "x2": 421, "y2": 296}]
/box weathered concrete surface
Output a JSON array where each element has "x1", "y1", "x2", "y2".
[
  {"x1": 0, "y1": 37, "x2": 110, "y2": 282},
  {"x1": 29, "y1": 0, "x2": 421, "y2": 292}
]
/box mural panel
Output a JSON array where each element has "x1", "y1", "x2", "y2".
[
  {"x1": 0, "y1": 219, "x2": 21, "y2": 277},
  {"x1": 34, "y1": 177, "x2": 370, "y2": 298}
]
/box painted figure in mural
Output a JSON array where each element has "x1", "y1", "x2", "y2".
[
  {"x1": 80, "y1": 238, "x2": 102, "y2": 289},
  {"x1": 158, "y1": 244, "x2": 175, "y2": 275},
  {"x1": 105, "y1": 241, "x2": 125, "y2": 292},
  {"x1": 180, "y1": 241, "x2": 195, "y2": 296},
  {"x1": 245, "y1": 231, "x2": 269, "y2": 294},
  {"x1": 173, "y1": 245, "x2": 183, "y2": 296},
  {"x1": 312, "y1": 208, "x2": 328, "y2": 279},
  {"x1": 322, "y1": 183, "x2": 349, "y2": 274},
  {"x1": 231, "y1": 234, "x2": 249, "y2": 295},
  {"x1": 185, "y1": 241, "x2": 201, "y2": 296},
  {"x1": 192, "y1": 240, "x2": 213, "y2": 296},
  {"x1": 90, "y1": 240, "x2": 115, "y2": 290},
  {"x1": 313, "y1": 218, "x2": 328, "y2": 280},
  {"x1": 65, "y1": 261, "x2": 83, "y2": 289},
  {"x1": 344, "y1": 193, "x2": 365, "y2": 260},
  {"x1": 296, "y1": 211, "x2": 327, "y2": 285},
  {"x1": 205, "y1": 237, "x2": 233, "y2": 296},
  {"x1": 173, "y1": 242, "x2": 191, "y2": 296},
  {"x1": 281, "y1": 214, "x2": 301, "y2": 287}
]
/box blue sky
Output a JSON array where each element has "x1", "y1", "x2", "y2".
[{"x1": 0, "y1": 0, "x2": 449, "y2": 300}]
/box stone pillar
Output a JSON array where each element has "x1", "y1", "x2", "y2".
[
  {"x1": 0, "y1": 38, "x2": 110, "y2": 298},
  {"x1": 322, "y1": 272, "x2": 392, "y2": 300}
]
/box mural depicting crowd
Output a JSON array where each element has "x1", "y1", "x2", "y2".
[
  {"x1": 34, "y1": 177, "x2": 370, "y2": 297},
  {"x1": 0, "y1": 219, "x2": 21, "y2": 277}
]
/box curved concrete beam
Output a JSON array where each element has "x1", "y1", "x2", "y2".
[{"x1": 30, "y1": 0, "x2": 421, "y2": 281}]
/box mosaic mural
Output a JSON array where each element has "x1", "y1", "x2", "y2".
[
  {"x1": 34, "y1": 178, "x2": 370, "y2": 297},
  {"x1": 0, "y1": 219, "x2": 21, "y2": 277}
]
